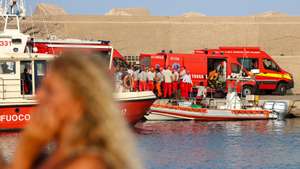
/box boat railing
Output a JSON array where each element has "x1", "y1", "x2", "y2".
[
  {"x1": 0, "y1": 77, "x2": 4, "y2": 99},
  {"x1": 0, "y1": 77, "x2": 30, "y2": 100}
]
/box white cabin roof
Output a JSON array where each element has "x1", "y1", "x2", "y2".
[
  {"x1": 0, "y1": 29, "x2": 29, "y2": 38},
  {"x1": 0, "y1": 53, "x2": 55, "y2": 61},
  {"x1": 33, "y1": 38, "x2": 111, "y2": 45}
]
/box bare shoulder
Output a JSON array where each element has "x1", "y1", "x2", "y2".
[{"x1": 64, "y1": 154, "x2": 105, "y2": 169}]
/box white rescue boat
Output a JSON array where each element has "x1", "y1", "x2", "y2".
[{"x1": 145, "y1": 92, "x2": 290, "y2": 121}]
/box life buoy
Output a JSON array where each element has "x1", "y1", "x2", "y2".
[{"x1": 123, "y1": 75, "x2": 133, "y2": 89}]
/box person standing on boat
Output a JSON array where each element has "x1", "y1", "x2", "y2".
[
  {"x1": 127, "y1": 65, "x2": 134, "y2": 91},
  {"x1": 21, "y1": 68, "x2": 32, "y2": 95},
  {"x1": 182, "y1": 70, "x2": 193, "y2": 99},
  {"x1": 127, "y1": 65, "x2": 134, "y2": 76},
  {"x1": 138, "y1": 66, "x2": 147, "y2": 91},
  {"x1": 8, "y1": 0, "x2": 19, "y2": 15},
  {"x1": 163, "y1": 66, "x2": 173, "y2": 98},
  {"x1": 179, "y1": 66, "x2": 187, "y2": 97},
  {"x1": 147, "y1": 67, "x2": 155, "y2": 91},
  {"x1": 172, "y1": 68, "x2": 179, "y2": 98},
  {"x1": 132, "y1": 66, "x2": 139, "y2": 91},
  {"x1": 154, "y1": 68, "x2": 163, "y2": 98},
  {"x1": 114, "y1": 66, "x2": 123, "y2": 92}
]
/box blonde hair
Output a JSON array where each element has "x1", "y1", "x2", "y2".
[{"x1": 49, "y1": 52, "x2": 142, "y2": 169}]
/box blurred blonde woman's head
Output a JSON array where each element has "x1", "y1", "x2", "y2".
[{"x1": 37, "y1": 52, "x2": 142, "y2": 169}]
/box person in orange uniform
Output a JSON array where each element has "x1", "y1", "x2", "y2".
[
  {"x1": 154, "y1": 68, "x2": 163, "y2": 97},
  {"x1": 147, "y1": 67, "x2": 155, "y2": 91},
  {"x1": 172, "y1": 68, "x2": 179, "y2": 98},
  {"x1": 182, "y1": 70, "x2": 193, "y2": 99},
  {"x1": 163, "y1": 66, "x2": 173, "y2": 98},
  {"x1": 138, "y1": 67, "x2": 147, "y2": 91}
]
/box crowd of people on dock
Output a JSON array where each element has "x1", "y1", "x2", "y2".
[{"x1": 114, "y1": 65, "x2": 194, "y2": 99}]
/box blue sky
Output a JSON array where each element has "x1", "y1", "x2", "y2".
[{"x1": 26, "y1": 0, "x2": 300, "y2": 16}]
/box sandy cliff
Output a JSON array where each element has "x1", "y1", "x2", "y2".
[
  {"x1": 33, "y1": 3, "x2": 67, "y2": 16},
  {"x1": 105, "y1": 8, "x2": 150, "y2": 16},
  {"x1": 182, "y1": 12, "x2": 206, "y2": 17},
  {"x1": 254, "y1": 11, "x2": 289, "y2": 17}
]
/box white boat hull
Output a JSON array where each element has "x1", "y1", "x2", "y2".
[{"x1": 146, "y1": 104, "x2": 278, "y2": 121}]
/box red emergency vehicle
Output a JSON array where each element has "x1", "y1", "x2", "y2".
[{"x1": 140, "y1": 47, "x2": 294, "y2": 96}]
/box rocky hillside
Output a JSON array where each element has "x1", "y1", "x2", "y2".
[
  {"x1": 33, "y1": 3, "x2": 67, "y2": 16},
  {"x1": 105, "y1": 8, "x2": 150, "y2": 16}
]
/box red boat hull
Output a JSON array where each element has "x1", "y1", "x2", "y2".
[
  {"x1": 0, "y1": 98, "x2": 155, "y2": 130},
  {"x1": 119, "y1": 98, "x2": 155, "y2": 125},
  {"x1": 0, "y1": 105, "x2": 35, "y2": 130}
]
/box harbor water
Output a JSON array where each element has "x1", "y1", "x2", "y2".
[
  {"x1": 2, "y1": 119, "x2": 300, "y2": 169},
  {"x1": 135, "y1": 119, "x2": 300, "y2": 169}
]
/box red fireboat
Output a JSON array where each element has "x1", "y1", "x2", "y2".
[
  {"x1": 29, "y1": 39, "x2": 156, "y2": 125},
  {"x1": 0, "y1": 15, "x2": 155, "y2": 130}
]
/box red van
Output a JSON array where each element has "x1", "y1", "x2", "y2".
[{"x1": 140, "y1": 47, "x2": 294, "y2": 96}]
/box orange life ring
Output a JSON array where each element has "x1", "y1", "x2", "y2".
[{"x1": 123, "y1": 75, "x2": 132, "y2": 89}]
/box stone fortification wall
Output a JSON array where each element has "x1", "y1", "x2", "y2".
[{"x1": 19, "y1": 15, "x2": 300, "y2": 57}]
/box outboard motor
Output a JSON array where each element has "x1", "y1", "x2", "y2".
[{"x1": 263, "y1": 101, "x2": 289, "y2": 120}]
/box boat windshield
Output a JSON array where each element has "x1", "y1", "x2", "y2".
[
  {"x1": 0, "y1": 61, "x2": 15, "y2": 74},
  {"x1": 99, "y1": 50, "x2": 111, "y2": 65}
]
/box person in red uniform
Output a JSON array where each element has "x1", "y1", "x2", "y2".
[
  {"x1": 182, "y1": 70, "x2": 193, "y2": 99},
  {"x1": 132, "y1": 66, "x2": 139, "y2": 91},
  {"x1": 147, "y1": 67, "x2": 155, "y2": 91},
  {"x1": 163, "y1": 66, "x2": 173, "y2": 98}
]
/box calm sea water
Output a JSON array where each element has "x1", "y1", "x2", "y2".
[
  {"x1": 135, "y1": 119, "x2": 300, "y2": 169},
  {"x1": 2, "y1": 119, "x2": 300, "y2": 169}
]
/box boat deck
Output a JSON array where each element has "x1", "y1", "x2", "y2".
[{"x1": 0, "y1": 98, "x2": 37, "y2": 106}]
